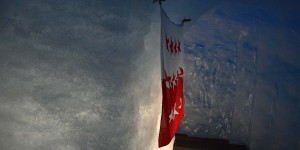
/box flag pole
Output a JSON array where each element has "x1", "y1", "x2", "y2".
[{"x1": 153, "y1": 0, "x2": 165, "y2": 5}]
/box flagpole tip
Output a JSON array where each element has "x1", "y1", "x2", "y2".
[{"x1": 153, "y1": 0, "x2": 165, "y2": 5}]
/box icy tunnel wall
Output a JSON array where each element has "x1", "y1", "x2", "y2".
[
  {"x1": 180, "y1": 0, "x2": 300, "y2": 150},
  {"x1": 0, "y1": 0, "x2": 299, "y2": 150},
  {"x1": 0, "y1": 0, "x2": 164, "y2": 149},
  {"x1": 0, "y1": 0, "x2": 222, "y2": 149}
]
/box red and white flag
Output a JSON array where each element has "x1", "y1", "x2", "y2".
[{"x1": 159, "y1": 6, "x2": 184, "y2": 147}]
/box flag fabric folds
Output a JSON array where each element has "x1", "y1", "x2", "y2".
[{"x1": 159, "y1": 6, "x2": 184, "y2": 148}]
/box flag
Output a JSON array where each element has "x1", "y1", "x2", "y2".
[{"x1": 159, "y1": 6, "x2": 184, "y2": 148}]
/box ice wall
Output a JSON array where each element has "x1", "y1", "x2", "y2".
[
  {"x1": 2, "y1": 0, "x2": 298, "y2": 150},
  {"x1": 0, "y1": 0, "x2": 223, "y2": 149},
  {"x1": 180, "y1": 0, "x2": 300, "y2": 149},
  {"x1": 0, "y1": 0, "x2": 165, "y2": 149}
]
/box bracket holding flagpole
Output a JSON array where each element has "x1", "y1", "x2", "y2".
[
  {"x1": 153, "y1": 0, "x2": 165, "y2": 5},
  {"x1": 181, "y1": 18, "x2": 191, "y2": 24}
]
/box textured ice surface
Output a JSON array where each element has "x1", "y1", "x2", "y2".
[
  {"x1": 0, "y1": 0, "x2": 223, "y2": 149},
  {"x1": 179, "y1": 1, "x2": 300, "y2": 150},
  {"x1": 0, "y1": 0, "x2": 161, "y2": 149},
  {"x1": 0, "y1": 0, "x2": 299, "y2": 150}
]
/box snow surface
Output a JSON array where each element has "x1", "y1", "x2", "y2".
[{"x1": 0, "y1": 0, "x2": 299, "y2": 150}]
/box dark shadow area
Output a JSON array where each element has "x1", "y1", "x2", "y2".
[{"x1": 174, "y1": 134, "x2": 248, "y2": 150}]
